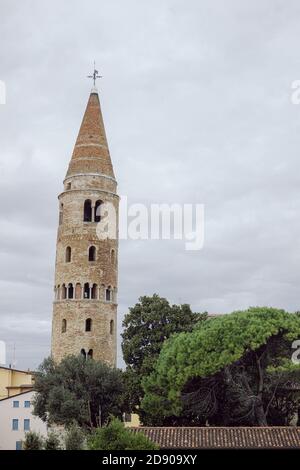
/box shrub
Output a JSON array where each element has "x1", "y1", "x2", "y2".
[
  {"x1": 64, "y1": 423, "x2": 86, "y2": 450},
  {"x1": 87, "y1": 418, "x2": 158, "y2": 450},
  {"x1": 44, "y1": 431, "x2": 61, "y2": 450},
  {"x1": 23, "y1": 431, "x2": 44, "y2": 450}
]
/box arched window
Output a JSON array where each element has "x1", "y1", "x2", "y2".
[
  {"x1": 111, "y1": 249, "x2": 115, "y2": 265},
  {"x1": 85, "y1": 318, "x2": 92, "y2": 332},
  {"x1": 89, "y1": 246, "x2": 96, "y2": 262},
  {"x1": 91, "y1": 284, "x2": 97, "y2": 299},
  {"x1": 84, "y1": 283, "x2": 90, "y2": 299},
  {"x1": 88, "y1": 349, "x2": 93, "y2": 359},
  {"x1": 59, "y1": 203, "x2": 64, "y2": 225},
  {"x1": 110, "y1": 319, "x2": 114, "y2": 335},
  {"x1": 106, "y1": 287, "x2": 111, "y2": 302},
  {"x1": 94, "y1": 200, "x2": 102, "y2": 222},
  {"x1": 81, "y1": 348, "x2": 86, "y2": 359},
  {"x1": 66, "y1": 182, "x2": 71, "y2": 190},
  {"x1": 62, "y1": 284, "x2": 67, "y2": 300},
  {"x1": 75, "y1": 283, "x2": 82, "y2": 299},
  {"x1": 65, "y1": 246, "x2": 72, "y2": 263},
  {"x1": 56, "y1": 285, "x2": 60, "y2": 300},
  {"x1": 83, "y1": 200, "x2": 92, "y2": 222},
  {"x1": 62, "y1": 319, "x2": 67, "y2": 333},
  {"x1": 68, "y1": 283, "x2": 74, "y2": 299}
]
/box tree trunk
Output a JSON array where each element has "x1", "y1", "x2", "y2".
[
  {"x1": 255, "y1": 399, "x2": 268, "y2": 426},
  {"x1": 255, "y1": 353, "x2": 268, "y2": 426}
]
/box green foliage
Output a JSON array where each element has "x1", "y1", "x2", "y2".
[
  {"x1": 122, "y1": 294, "x2": 205, "y2": 375},
  {"x1": 44, "y1": 431, "x2": 61, "y2": 450},
  {"x1": 122, "y1": 294, "x2": 206, "y2": 419},
  {"x1": 87, "y1": 418, "x2": 158, "y2": 450},
  {"x1": 23, "y1": 431, "x2": 44, "y2": 450},
  {"x1": 64, "y1": 423, "x2": 86, "y2": 450},
  {"x1": 142, "y1": 307, "x2": 300, "y2": 425},
  {"x1": 33, "y1": 355, "x2": 124, "y2": 429},
  {"x1": 264, "y1": 360, "x2": 300, "y2": 425}
]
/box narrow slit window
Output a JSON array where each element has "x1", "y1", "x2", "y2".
[
  {"x1": 89, "y1": 246, "x2": 96, "y2": 262},
  {"x1": 106, "y1": 288, "x2": 111, "y2": 302},
  {"x1": 66, "y1": 246, "x2": 72, "y2": 263},
  {"x1": 94, "y1": 200, "x2": 102, "y2": 223},
  {"x1": 68, "y1": 283, "x2": 74, "y2": 299},
  {"x1": 111, "y1": 249, "x2": 115, "y2": 265},
  {"x1": 84, "y1": 200, "x2": 92, "y2": 222},
  {"x1": 84, "y1": 283, "x2": 90, "y2": 299},
  {"x1": 91, "y1": 284, "x2": 97, "y2": 299},
  {"x1": 85, "y1": 318, "x2": 92, "y2": 332},
  {"x1": 59, "y1": 203, "x2": 64, "y2": 225}
]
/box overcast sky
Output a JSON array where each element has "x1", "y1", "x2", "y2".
[{"x1": 1, "y1": 0, "x2": 300, "y2": 369}]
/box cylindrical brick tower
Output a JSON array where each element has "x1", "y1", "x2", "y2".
[{"x1": 51, "y1": 87, "x2": 118, "y2": 366}]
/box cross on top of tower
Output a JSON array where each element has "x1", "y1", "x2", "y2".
[{"x1": 87, "y1": 62, "x2": 102, "y2": 87}]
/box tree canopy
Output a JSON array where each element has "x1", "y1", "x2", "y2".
[
  {"x1": 33, "y1": 355, "x2": 124, "y2": 429},
  {"x1": 121, "y1": 294, "x2": 206, "y2": 419},
  {"x1": 142, "y1": 307, "x2": 300, "y2": 425}
]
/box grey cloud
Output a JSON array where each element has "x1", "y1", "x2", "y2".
[{"x1": 0, "y1": 0, "x2": 300, "y2": 369}]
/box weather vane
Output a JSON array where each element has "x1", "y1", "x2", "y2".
[{"x1": 87, "y1": 62, "x2": 102, "y2": 87}]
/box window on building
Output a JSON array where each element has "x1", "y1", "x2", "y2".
[
  {"x1": 110, "y1": 319, "x2": 114, "y2": 335},
  {"x1": 59, "y1": 203, "x2": 64, "y2": 225},
  {"x1": 62, "y1": 319, "x2": 67, "y2": 333},
  {"x1": 13, "y1": 401, "x2": 19, "y2": 408},
  {"x1": 66, "y1": 246, "x2": 72, "y2": 263},
  {"x1": 91, "y1": 283, "x2": 97, "y2": 299},
  {"x1": 24, "y1": 401, "x2": 31, "y2": 408},
  {"x1": 85, "y1": 318, "x2": 92, "y2": 332},
  {"x1": 81, "y1": 348, "x2": 86, "y2": 359},
  {"x1": 62, "y1": 284, "x2": 67, "y2": 300},
  {"x1": 94, "y1": 200, "x2": 102, "y2": 222},
  {"x1": 84, "y1": 200, "x2": 92, "y2": 222},
  {"x1": 16, "y1": 441, "x2": 22, "y2": 451},
  {"x1": 88, "y1": 349, "x2": 93, "y2": 359},
  {"x1": 106, "y1": 288, "x2": 111, "y2": 302},
  {"x1": 68, "y1": 283, "x2": 74, "y2": 299},
  {"x1": 66, "y1": 182, "x2": 71, "y2": 190},
  {"x1": 56, "y1": 285, "x2": 60, "y2": 301},
  {"x1": 75, "y1": 283, "x2": 82, "y2": 299},
  {"x1": 84, "y1": 283, "x2": 90, "y2": 299},
  {"x1": 111, "y1": 249, "x2": 115, "y2": 265},
  {"x1": 123, "y1": 413, "x2": 132, "y2": 423},
  {"x1": 12, "y1": 419, "x2": 18, "y2": 431},
  {"x1": 88, "y1": 246, "x2": 96, "y2": 262},
  {"x1": 24, "y1": 419, "x2": 30, "y2": 431}
]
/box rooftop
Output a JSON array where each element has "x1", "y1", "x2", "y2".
[{"x1": 131, "y1": 426, "x2": 300, "y2": 449}]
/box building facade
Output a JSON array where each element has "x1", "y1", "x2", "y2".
[
  {"x1": 0, "y1": 366, "x2": 34, "y2": 400},
  {"x1": 51, "y1": 87, "x2": 119, "y2": 366},
  {"x1": 0, "y1": 390, "x2": 47, "y2": 450}
]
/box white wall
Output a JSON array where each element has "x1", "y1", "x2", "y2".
[{"x1": 0, "y1": 390, "x2": 47, "y2": 450}]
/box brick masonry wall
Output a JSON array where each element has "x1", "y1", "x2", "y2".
[{"x1": 51, "y1": 172, "x2": 119, "y2": 366}]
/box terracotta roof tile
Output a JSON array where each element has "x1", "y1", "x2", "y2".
[{"x1": 131, "y1": 427, "x2": 300, "y2": 449}]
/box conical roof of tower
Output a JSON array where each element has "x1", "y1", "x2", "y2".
[{"x1": 66, "y1": 89, "x2": 115, "y2": 179}]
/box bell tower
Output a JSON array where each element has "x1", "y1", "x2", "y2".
[{"x1": 51, "y1": 84, "x2": 118, "y2": 366}]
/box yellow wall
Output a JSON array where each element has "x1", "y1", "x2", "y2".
[
  {"x1": 124, "y1": 413, "x2": 141, "y2": 428},
  {"x1": 0, "y1": 368, "x2": 33, "y2": 400}
]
